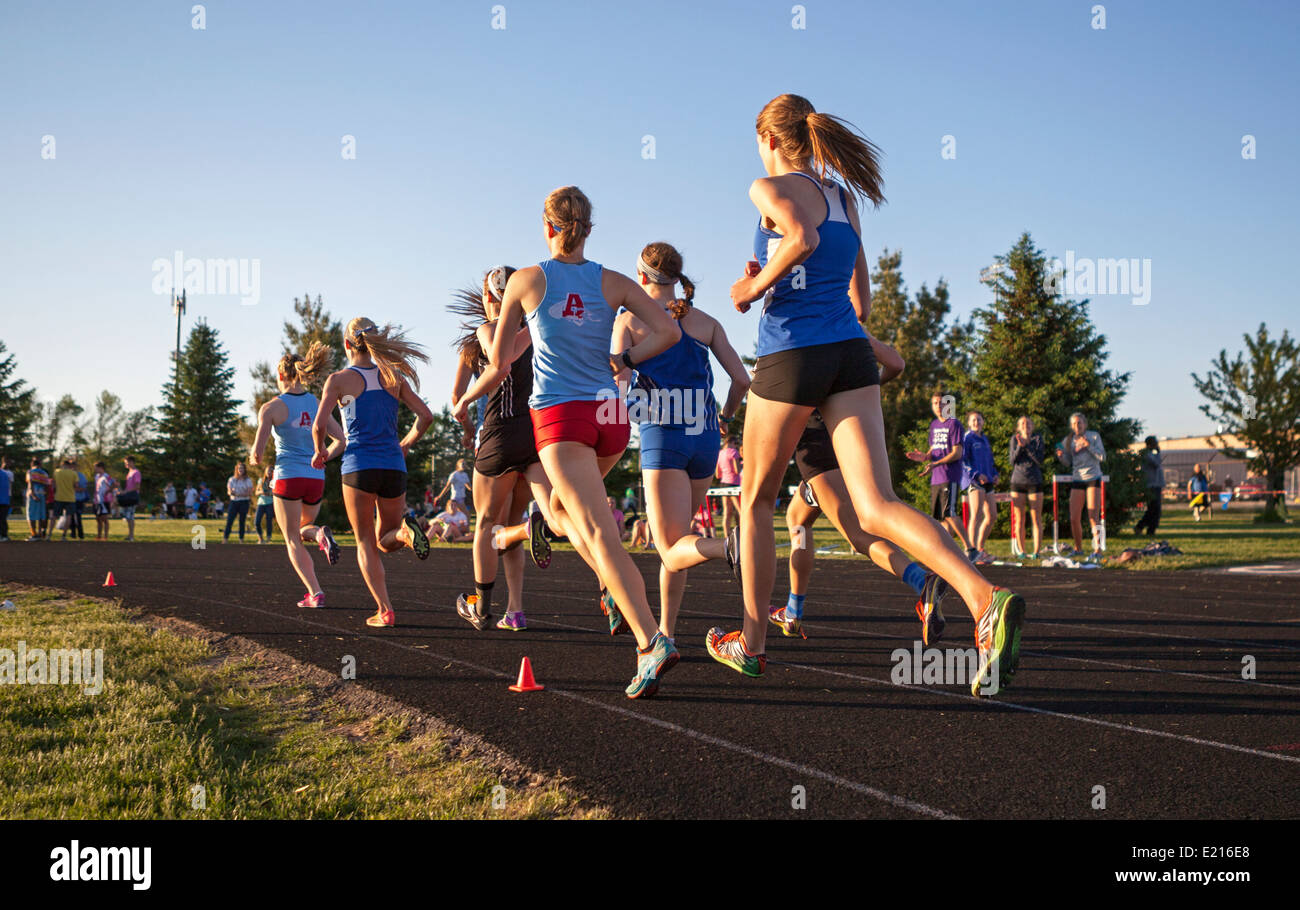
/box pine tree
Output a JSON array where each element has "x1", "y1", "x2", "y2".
[
  {"x1": 865, "y1": 249, "x2": 972, "y2": 489},
  {"x1": 943, "y1": 232, "x2": 1143, "y2": 530},
  {"x1": 249, "y1": 294, "x2": 345, "y2": 412},
  {"x1": 156, "y1": 321, "x2": 245, "y2": 492},
  {"x1": 0, "y1": 341, "x2": 39, "y2": 462}
]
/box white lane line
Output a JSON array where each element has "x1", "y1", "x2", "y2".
[
  {"x1": 160, "y1": 590, "x2": 959, "y2": 819},
  {"x1": 771, "y1": 659, "x2": 1300, "y2": 766}
]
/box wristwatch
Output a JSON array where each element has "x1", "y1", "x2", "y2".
[{"x1": 620, "y1": 350, "x2": 636, "y2": 370}]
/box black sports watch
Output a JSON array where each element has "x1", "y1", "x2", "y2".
[{"x1": 620, "y1": 350, "x2": 636, "y2": 370}]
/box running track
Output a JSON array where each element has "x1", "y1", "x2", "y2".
[{"x1": 4, "y1": 542, "x2": 1298, "y2": 819}]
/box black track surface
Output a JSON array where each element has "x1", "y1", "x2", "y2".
[{"x1": 4, "y1": 541, "x2": 1298, "y2": 819}]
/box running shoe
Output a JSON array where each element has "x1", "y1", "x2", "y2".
[
  {"x1": 496, "y1": 610, "x2": 527, "y2": 631},
  {"x1": 456, "y1": 593, "x2": 490, "y2": 631},
  {"x1": 800, "y1": 480, "x2": 819, "y2": 508},
  {"x1": 966, "y1": 547, "x2": 979, "y2": 563},
  {"x1": 318, "y1": 525, "x2": 341, "y2": 566},
  {"x1": 705, "y1": 627, "x2": 766, "y2": 677},
  {"x1": 971, "y1": 587, "x2": 1026, "y2": 697},
  {"x1": 725, "y1": 526, "x2": 742, "y2": 589},
  {"x1": 598, "y1": 588, "x2": 629, "y2": 636},
  {"x1": 402, "y1": 515, "x2": 430, "y2": 560},
  {"x1": 974, "y1": 550, "x2": 995, "y2": 566},
  {"x1": 297, "y1": 591, "x2": 324, "y2": 609},
  {"x1": 527, "y1": 506, "x2": 551, "y2": 569},
  {"x1": 768, "y1": 604, "x2": 807, "y2": 639},
  {"x1": 914, "y1": 572, "x2": 949, "y2": 646},
  {"x1": 366, "y1": 608, "x2": 395, "y2": 628},
  {"x1": 625, "y1": 632, "x2": 680, "y2": 699}
]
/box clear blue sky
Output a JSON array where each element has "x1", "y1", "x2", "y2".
[{"x1": 2, "y1": 0, "x2": 1295, "y2": 440}]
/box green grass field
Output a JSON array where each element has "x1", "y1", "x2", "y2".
[
  {"x1": 0, "y1": 585, "x2": 601, "y2": 819},
  {"x1": 23, "y1": 502, "x2": 1298, "y2": 571}
]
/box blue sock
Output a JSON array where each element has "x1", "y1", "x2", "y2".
[
  {"x1": 786, "y1": 592, "x2": 806, "y2": 619},
  {"x1": 902, "y1": 562, "x2": 927, "y2": 595}
]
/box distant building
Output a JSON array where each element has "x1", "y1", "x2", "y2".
[{"x1": 1128, "y1": 433, "x2": 1299, "y2": 500}]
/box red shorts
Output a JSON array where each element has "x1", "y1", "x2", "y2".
[
  {"x1": 273, "y1": 477, "x2": 325, "y2": 505},
  {"x1": 530, "y1": 400, "x2": 630, "y2": 458}
]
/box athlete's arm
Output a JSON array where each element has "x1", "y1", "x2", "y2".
[
  {"x1": 322, "y1": 413, "x2": 346, "y2": 462},
  {"x1": 842, "y1": 193, "x2": 873, "y2": 323},
  {"x1": 312, "y1": 370, "x2": 351, "y2": 469},
  {"x1": 489, "y1": 267, "x2": 543, "y2": 375},
  {"x1": 451, "y1": 357, "x2": 475, "y2": 427},
  {"x1": 731, "y1": 176, "x2": 822, "y2": 312},
  {"x1": 869, "y1": 335, "x2": 904, "y2": 384},
  {"x1": 704, "y1": 315, "x2": 751, "y2": 420},
  {"x1": 454, "y1": 323, "x2": 530, "y2": 422},
  {"x1": 249, "y1": 398, "x2": 284, "y2": 467},
  {"x1": 397, "y1": 381, "x2": 434, "y2": 458},
  {"x1": 604, "y1": 269, "x2": 680, "y2": 370},
  {"x1": 610, "y1": 309, "x2": 636, "y2": 393}
]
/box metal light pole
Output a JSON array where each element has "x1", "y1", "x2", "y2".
[{"x1": 171, "y1": 288, "x2": 186, "y2": 363}]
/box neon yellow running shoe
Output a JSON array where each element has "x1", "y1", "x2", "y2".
[
  {"x1": 768, "y1": 605, "x2": 807, "y2": 639},
  {"x1": 972, "y1": 587, "x2": 1025, "y2": 697}
]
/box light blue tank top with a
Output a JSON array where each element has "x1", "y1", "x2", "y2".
[
  {"x1": 633, "y1": 322, "x2": 719, "y2": 431},
  {"x1": 526, "y1": 259, "x2": 616, "y2": 409},
  {"x1": 340, "y1": 366, "x2": 406, "y2": 474},
  {"x1": 753, "y1": 173, "x2": 865, "y2": 357},
  {"x1": 272, "y1": 391, "x2": 324, "y2": 482}
]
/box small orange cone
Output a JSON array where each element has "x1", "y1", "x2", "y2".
[
  {"x1": 508, "y1": 656, "x2": 544, "y2": 693},
  {"x1": 102, "y1": 571, "x2": 117, "y2": 587}
]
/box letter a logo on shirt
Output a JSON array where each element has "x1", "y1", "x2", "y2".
[
  {"x1": 299, "y1": 411, "x2": 311, "y2": 427},
  {"x1": 550, "y1": 292, "x2": 587, "y2": 325}
]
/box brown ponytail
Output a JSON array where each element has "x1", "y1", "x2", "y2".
[
  {"x1": 544, "y1": 186, "x2": 593, "y2": 256},
  {"x1": 277, "y1": 341, "x2": 334, "y2": 387},
  {"x1": 638, "y1": 241, "x2": 695, "y2": 320},
  {"x1": 757, "y1": 93, "x2": 885, "y2": 208},
  {"x1": 346, "y1": 316, "x2": 429, "y2": 391}
]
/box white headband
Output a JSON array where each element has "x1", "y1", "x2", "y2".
[
  {"x1": 636, "y1": 255, "x2": 674, "y2": 285},
  {"x1": 487, "y1": 266, "x2": 509, "y2": 301}
]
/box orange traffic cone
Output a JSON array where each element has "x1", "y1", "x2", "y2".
[
  {"x1": 102, "y1": 571, "x2": 117, "y2": 587},
  {"x1": 508, "y1": 656, "x2": 544, "y2": 693}
]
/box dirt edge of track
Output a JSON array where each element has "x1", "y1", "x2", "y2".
[{"x1": 11, "y1": 582, "x2": 610, "y2": 819}]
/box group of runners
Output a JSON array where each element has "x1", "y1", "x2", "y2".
[{"x1": 248, "y1": 93, "x2": 1027, "y2": 700}]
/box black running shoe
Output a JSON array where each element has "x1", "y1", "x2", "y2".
[
  {"x1": 527, "y1": 506, "x2": 551, "y2": 569},
  {"x1": 725, "y1": 525, "x2": 742, "y2": 590}
]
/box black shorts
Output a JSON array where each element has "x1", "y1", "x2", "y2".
[
  {"x1": 475, "y1": 419, "x2": 540, "y2": 478},
  {"x1": 930, "y1": 481, "x2": 960, "y2": 520},
  {"x1": 1009, "y1": 481, "x2": 1042, "y2": 495},
  {"x1": 1072, "y1": 478, "x2": 1101, "y2": 492},
  {"x1": 969, "y1": 479, "x2": 996, "y2": 495},
  {"x1": 794, "y1": 416, "x2": 838, "y2": 483},
  {"x1": 750, "y1": 337, "x2": 879, "y2": 407},
  {"x1": 342, "y1": 469, "x2": 407, "y2": 499}
]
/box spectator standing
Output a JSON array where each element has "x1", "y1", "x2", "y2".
[
  {"x1": 1188, "y1": 463, "x2": 1212, "y2": 522},
  {"x1": 197, "y1": 482, "x2": 211, "y2": 519},
  {"x1": 224, "y1": 461, "x2": 254, "y2": 542},
  {"x1": 961, "y1": 411, "x2": 999, "y2": 564},
  {"x1": 184, "y1": 481, "x2": 198, "y2": 519},
  {"x1": 164, "y1": 482, "x2": 178, "y2": 519},
  {"x1": 120, "y1": 456, "x2": 142, "y2": 541},
  {"x1": 1008, "y1": 416, "x2": 1046, "y2": 557},
  {"x1": 715, "y1": 435, "x2": 742, "y2": 540},
  {"x1": 92, "y1": 462, "x2": 117, "y2": 540},
  {"x1": 26, "y1": 457, "x2": 50, "y2": 540},
  {"x1": 436, "y1": 459, "x2": 472, "y2": 519},
  {"x1": 0, "y1": 456, "x2": 12, "y2": 541},
  {"x1": 1056, "y1": 412, "x2": 1107, "y2": 554},
  {"x1": 254, "y1": 473, "x2": 275, "y2": 543},
  {"x1": 1134, "y1": 436, "x2": 1165, "y2": 536},
  {"x1": 52, "y1": 457, "x2": 79, "y2": 540},
  {"x1": 906, "y1": 391, "x2": 975, "y2": 560},
  {"x1": 73, "y1": 464, "x2": 88, "y2": 538}
]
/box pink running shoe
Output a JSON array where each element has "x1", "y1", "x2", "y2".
[{"x1": 297, "y1": 591, "x2": 324, "y2": 609}]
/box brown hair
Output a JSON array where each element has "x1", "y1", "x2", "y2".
[
  {"x1": 639, "y1": 242, "x2": 696, "y2": 319},
  {"x1": 346, "y1": 316, "x2": 429, "y2": 391},
  {"x1": 544, "y1": 186, "x2": 593, "y2": 255},
  {"x1": 449, "y1": 268, "x2": 519, "y2": 369},
  {"x1": 756, "y1": 93, "x2": 885, "y2": 207},
  {"x1": 277, "y1": 341, "x2": 334, "y2": 387}
]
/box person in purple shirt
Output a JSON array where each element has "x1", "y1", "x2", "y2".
[
  {"x1": 961, "y1": 410, "x2": 999, "y2": 564},
  {"x1": 907, "y1": 390, "x2": 976, "y2": 560}
]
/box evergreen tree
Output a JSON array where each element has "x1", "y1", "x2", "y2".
[
  {"x1": 0, "y1": 341, "x2": 38, "y2": 462},
  {"x1": 249, "y1": 294, "x2": 345, "y2": 411},
  {"x1": 1193, "y1": 323, "x2": 1300, "y2": 521},
  {"x1": 156, "y1": 321, "x2": 245, "y2": 492},
  {"x1": 865, "y1": 249, "x2": 972, "y2": 488},
  {"x1": 936, "y1": 232, "x2": 1143, "y2": 530}
]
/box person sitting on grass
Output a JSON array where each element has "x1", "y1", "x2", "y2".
[
  {"x1": 1188, "y1": 463, "x2": 1212, "y2": 522},
  {"x1": 429, "y1": 507, "x2": 472, "y2": 542},
  {"x1": 630, "y1": 516, "x2": 653, "y2": 549}
]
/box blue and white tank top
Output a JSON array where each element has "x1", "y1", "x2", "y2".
[
  {"x1": 526, "y1": 259, "x2": 616, "y2": 409},
  {"x1": 339, "y1": 366, "x2": 406, "y2": 474},
  {"x1": 272, "y1": 391, "x2": 324, "y2": 482},
  {"x1": 753, "y1": 173, "x2": 865, "y2": 357},
  {"x1": 633, "y1": 322, "x2": 719, "y2": 431}
]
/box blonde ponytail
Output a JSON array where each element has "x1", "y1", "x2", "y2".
[
  {"x1": 757, "y1": 93, "x2": 885, "y2": 207},
  {"x1": 277, "y1": 341, "x2": 335, "y2": 388},
  {"x1": 346, "y1": 316, "x2": 429, "y2": 391}
]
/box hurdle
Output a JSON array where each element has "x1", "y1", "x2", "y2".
[{"x1": 1051, "y1": 474, "x2": 1109, "y2": 554}]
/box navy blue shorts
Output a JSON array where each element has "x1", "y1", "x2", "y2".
[{"x1": 638, "y1": 423, "x2": 720, "y2": 480}]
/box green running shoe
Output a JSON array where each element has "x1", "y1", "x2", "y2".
[
  {"x1": 971, "y1": 587, "x2": 1026, "y2": 697},
  {"x1": 706, "y1": 627, "x2": 766, "y2": 677},
  {"x1": 625, "y1": 632, "x2": 680, "y2": 699},
  {"x1": 599, "y1": 588, "x2": 629, "y2": 636}
]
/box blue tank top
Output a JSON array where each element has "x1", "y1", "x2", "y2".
[
  {"x1": 339, "y1": 366, "x2": 406, "y2": 473},
  {"x1": 753, "y1": 173, "x2": 865, "y2": 357},
  {"x1": 272, "y1": 392, "x2": 324, "y2": 482},
  {"x1": 526, "y1": 259, "x2": 616, "y2": 409},
  {"x1": 633, "y1": 320, "x2": 719, "y2": 431}
]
